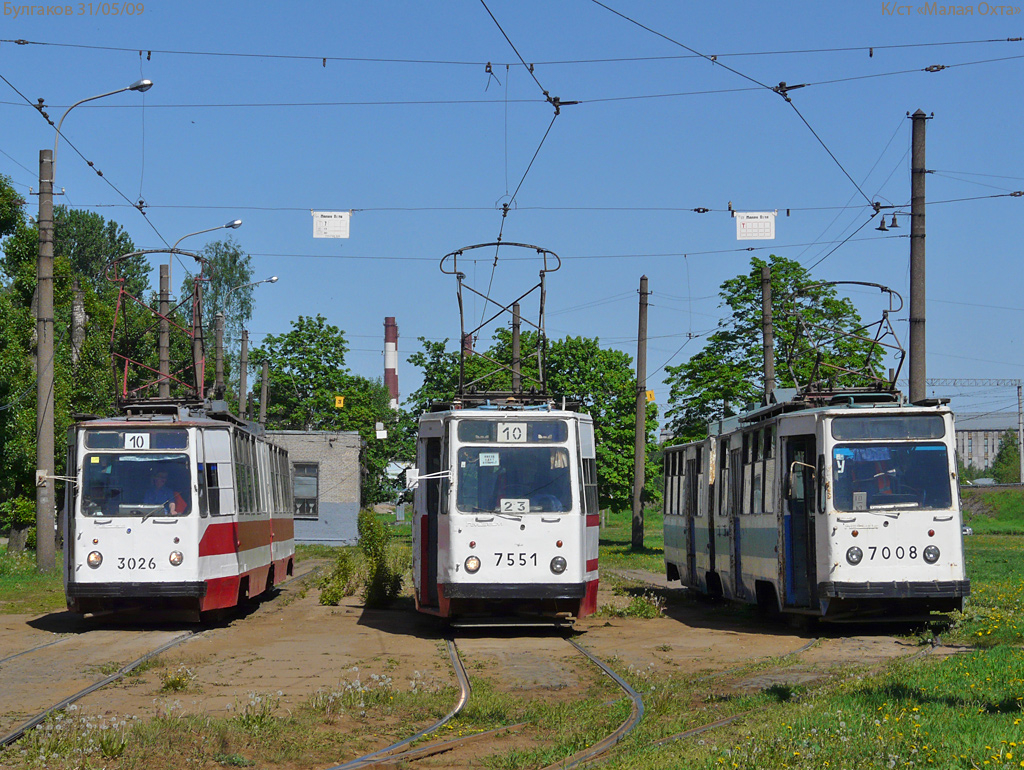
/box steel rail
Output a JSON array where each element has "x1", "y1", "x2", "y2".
[
  {"x1": 0, "y1": 562, "x2": 316, "y2": 750},
  {"x1": 0, "y1": 637, "x2": 65, "y2": 666},
  {"x1": 538, "y1": 638, "x2": 645, "y2": 770},
  {"x1": 0, "y1": 630, "x2": 197, "y2": 748},
  {"x1": 324, "y1": 638, "x2": 472, "y2": 770}
]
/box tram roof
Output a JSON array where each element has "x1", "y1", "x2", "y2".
[
  {"x1": 707, "y1": 388, "x2": 951, "y2": 435},
  {"x1": 74, "y1": 400, "x2": 265, "y2": 434}
]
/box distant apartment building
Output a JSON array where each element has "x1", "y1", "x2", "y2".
[
  {"x1": 268, "y1": 430, "x2": 362, "y2": 545},
  {"x1": 955, "y1": 413, "x2": 1018, "y2": 471}
]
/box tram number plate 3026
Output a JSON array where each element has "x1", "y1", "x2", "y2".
[
  {"x1": 118, "y1": 556, "x2": 158, "y2": 570},
  {"x1": 495, "y1": 552, "x2": 538, "y2": 567}
]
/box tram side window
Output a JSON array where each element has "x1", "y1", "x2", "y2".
[
  {"x1": 293, "y1": 463, "x2": 319, "y2": 518},
  {"x1": 233, "y1": 434, "x2": 247, "y2": 514},
  {"x1": 582, "y1": 457, "x2": 598, "y2": 515},
  {"x1": 763, "y1": 426, "x2": 775, "y2": 514},
  {"x1": 196, "y1": 441, "x2": 208, "y2": 518}
]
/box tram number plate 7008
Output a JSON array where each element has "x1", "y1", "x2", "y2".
[
  {"x1": 868, "y1": 546, "x2": 919, "y2": 560},
  {"x1": 495, "y1": 553, "x2": 538, "y2": 567}
]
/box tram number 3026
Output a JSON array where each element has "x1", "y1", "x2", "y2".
[
  {"x1": 117, "y1": 556, "x2": 157, "y2": 570},
  {"x1": 495, "y1": 552, "x2": 538, "y2": 567},
  {"x1": 867, "y1": 545, "x2": 921, "y2": 561}
]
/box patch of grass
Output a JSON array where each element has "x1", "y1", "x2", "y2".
[
  {"x1": 961, "y1": 488, "x2": 1024, "y2": 534},
  {"x1": 595, "y1": 590, "x2": 665, "y2": 619},
  {"x1": 0, "y1": 547, "x2": 66, "y2": 615},
  {"x1": 317, "y1": 548, "x2": 361, "y2": 606},
  {"x1": 945, "y1": 534, "x2": 1024, "y2": 646},
  {"x1": 598, "y1": 506, "x2": 665, "y2": 573},
  {"x1": 212, "y1": 752, "x2": 255, "y2": 766}
]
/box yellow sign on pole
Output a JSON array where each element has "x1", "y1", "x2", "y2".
[
  {"x1": 334, "y1": 395, "x2": 345, "y2": 408},
  {"x1": 646, "y1": 390, "x2": 655, "y2": 403}
]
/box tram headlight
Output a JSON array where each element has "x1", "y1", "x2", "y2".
[
  {"x1": 86, "y1": 551, "x2": 103, "y2": 569},
  {"x1": 464, "y1": 556, "x2": 481, "y2": 574},
  {"x1": 923, "y1": 545, "x2": 941, "y2": 564},
  {"x1": 550, "y1": 556, "x2": 567, "y2": 575},
  {"x1": 169, "y1": 551, "x2": 184, "y2": 567},
  {"x1": 845, "y1": 546, "x2": 863, "y2": 566}
]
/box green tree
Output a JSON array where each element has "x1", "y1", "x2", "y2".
[
  {"x1": 990, "y1": 430, "x2": 1021, "y2": 484},
  {"x1": 180, "y1": 238, "x2": 254, "y2": 394},
  {"x1": 251, "y1": 315, "x2": 404, "y2": 505},
  {"x1": 664, "y1": 255, "x2": 881, "y2": 442},
  {"x1": 405, "y1": 331, "x2": 658, "y2": 512}
]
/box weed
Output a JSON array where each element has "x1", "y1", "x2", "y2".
[
  {"x1": 232, "y1": 691, "x2": 282, "y2": 738},
  {"x1": 595, "y1": 591, "x2": 665, "y2": 619},
  {"x1": 358, "y1": 510, "x2": 403, "y2": 607},
  {"x1": 213, "y1": 752, "x2": 255, "y2": 766},
  {"x1": 318, "y1": 548, "x2": 359, "y2": 606},
  {"x1": 161, "y1": 665, "x2": 197, "y2": 692}
]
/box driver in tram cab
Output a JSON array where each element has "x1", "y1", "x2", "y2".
[{"x1": 143, "y1": 469, "x2": 189, "y2": 514}]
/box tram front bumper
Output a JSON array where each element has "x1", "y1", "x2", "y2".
[
  {"x1": 442, "y1": 582, "x2": 586, "y2": 600},
  {"x1": 819, "y1": 580, "x2": 970, "y2": 599},
  {"x1": 67, "y1": 581, "x2": 208, "y2": 599}
]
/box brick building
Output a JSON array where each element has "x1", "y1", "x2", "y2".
[{"x1": 268, "y1": 430, "x2": 362, "y2": 544}]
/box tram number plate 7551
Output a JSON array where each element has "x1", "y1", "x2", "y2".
[
  {"x1": 118, "y1": 556, "x2": 157, "y2": 570},
  {"x1": 868, "y1": 546, "x2": 919, "y2": 560},
  {"x1": 495, "y1": 553, "x2": 538, "y2": 567}
]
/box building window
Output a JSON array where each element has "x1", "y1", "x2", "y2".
[{"x1": 293, "y1": 463, "x2": 319, "y2": 518}]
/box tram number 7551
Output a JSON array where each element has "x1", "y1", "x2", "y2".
[
  {"x1": 495, "y1": 552, "x2": 538, "y2": 567},
  {"x1": 867, "y1": 546, "x2": 919, "y2": 560}
]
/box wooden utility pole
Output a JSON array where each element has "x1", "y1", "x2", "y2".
[
  {"x1": 259, "y1": 360, "x2": 270, "y2": 423},
  {"x1": 632, "y1": 275, "x2": 649, "y2": 549},
  {"x1": 909, "y1": 109, "x2": 930, "y2": 404}
]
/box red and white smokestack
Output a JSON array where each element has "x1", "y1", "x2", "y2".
[{"x1": 384, "y1": 316, "x2": 399, "y2": 410}]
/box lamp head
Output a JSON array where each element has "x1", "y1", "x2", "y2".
[
  {"x1": 268, "y1": 276, "x2": 279, "y2": 284},
  {"x1": 225, "y1": 219, "x2": 243, "y2": 229},
  {"x1": 128, "y1": 79, "x2": 154, "y2": 93}
]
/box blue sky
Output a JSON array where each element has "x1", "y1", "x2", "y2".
[{"x1": 1, "y1": 2, "x2": 1022, "y2": 423}]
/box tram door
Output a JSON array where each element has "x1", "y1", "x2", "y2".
[
  {"x1": 422, "y1": 435, "x2": 442, "y2": 607},
  {"x1": 783, "y1": 437, "x2": 816, "y2": 607},
  {"x1": 684, "y1": 455, "x2": 699, "y2": 586}
]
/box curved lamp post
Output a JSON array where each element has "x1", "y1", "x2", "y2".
[
  {"x1": 36, "y1": 79, "x2": 153, "y2": 572},
  {"x1": 221, "y1": 277, "x2": 278, "y2": 418}
]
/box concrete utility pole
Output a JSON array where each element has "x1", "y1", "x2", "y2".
[
  {"x1": 238, "y1": 329, "x2": 249, "y2": 420},
  {"x1": 159, "y1": 265, "x2": 170, "y2": 399},
  {"x1": 761, "y1": 265, "x2": 775, "y2": 399},
  {"x1": 632, "y1": 275, "x2": 649, "y2": 550},
  {"x1": 214, "y1": 313, "x2": 225, "y2": 398},
  {"x1": 35, "y1": 149, "x2": 55, "y2": 572},
  {"x1": 192, "y1": 284, "x2": 204, "y2": 396},
  {"x1": 512, "y1": 302, "x2": 521, "y2": 393},
  {"x1": 258, "y1": 360, "x2": 270, "y2": 423},
  {"x1": 909, "y1": 109, "x2": 930, "y2": 404}
]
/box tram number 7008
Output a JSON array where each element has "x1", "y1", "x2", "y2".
[
  {"x1": 867, "y1": 545, "x2": 919, "y2": 561},
  {"x1": 495, "y1": 552, "x2": 538, "y2": 567}
]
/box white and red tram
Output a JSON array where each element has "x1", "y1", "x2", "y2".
[
  {"x1": 64, "y1": 405, "x2": 294, "y2": 617},
  {"x1": 411, "y1": 402, "x2": 599, "y2": 622}
]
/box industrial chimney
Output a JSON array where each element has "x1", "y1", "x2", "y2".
[{"x1": 384, "y1": 316, "x2": 399, "y2": 410}]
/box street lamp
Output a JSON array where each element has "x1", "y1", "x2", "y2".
[
  {"x1": 36, "y1": 79, "x2": 153, "y2": 572},
  {"x1": 171, "y1": 218, "x2": 242, "y2": 253},
  {"x1": 222, "y1": 277, "x2": 279, "y2": 419}
]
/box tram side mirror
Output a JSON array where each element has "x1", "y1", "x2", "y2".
[{"x1": 405, "y1": 467, "x2": 420, "y2": 490}]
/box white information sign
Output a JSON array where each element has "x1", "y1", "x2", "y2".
[
  {"x1": 479, "y1": 453, "x2": 500, "y2": 467},
  {"x1": 735, "y1": 211, "x2": 776, "y2": 241},
  {"x1": 125, "y1": 432, "x2": 150, "y2": 450},
  {"x1": 311, "y1": 210, "x2": 351, "y2": 239},
  {"x1": 500, "y1": 498, "x2": 529, "y2": 514},
  {"x1": 497, "y1": 422, "x2": 527, "y2": 443}
]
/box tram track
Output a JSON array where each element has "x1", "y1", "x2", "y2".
[
  {"x1": 0, "y1": 565, "x2": 320, "y2": 753},
  {"x1": 328, "y1": 633, "x2": 644, "y2": 770}
]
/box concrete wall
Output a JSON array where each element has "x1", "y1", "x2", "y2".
[{"x1": 268, "y1": 430, "x2": 362, "y2": 545}]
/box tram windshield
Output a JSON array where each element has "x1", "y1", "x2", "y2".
[
  {"x1": 831, "y1": 443, "x2": 952, "y2": 512},
  {"x1": 456, "y1": 446, "x2": 572, "y2": 513},
  {"x1": 80, "y1": 453, "x2": 192, "y2": 517}
]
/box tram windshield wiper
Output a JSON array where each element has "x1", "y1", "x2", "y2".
[{"x1": 496, "y1": 512, "x2": 523, "y2": 521}]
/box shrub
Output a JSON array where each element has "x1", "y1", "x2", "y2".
[
  {"x1": 358, "y1": 510, "x2": 402, "y2": 608},
  {"x1": 318, "y1": 549, "x2": 359, "y2": 606}
]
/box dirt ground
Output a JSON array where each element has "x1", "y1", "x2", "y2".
[{"x1": 0, "y1": 567, "x2": 928, "y2": 766}]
